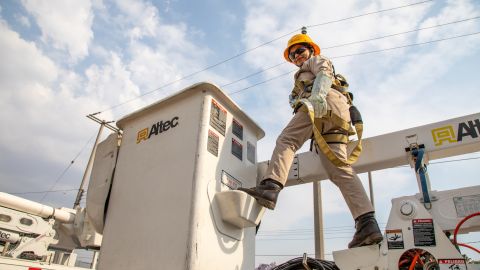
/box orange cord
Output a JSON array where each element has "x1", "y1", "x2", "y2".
[
  {"x1": 453, "y1": 212, "x2": 480, "y2": 254},
  {"x1": 408, "y1": 251, "x2": 421, "y2": 270}
]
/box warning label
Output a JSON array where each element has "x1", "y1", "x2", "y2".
[
  {"x1": 221, "y1": 171, "x2": 242, "y2": 190},
  {"x1": 413, "y1": 219, "x2": 436, "y2": 247},
  {"x1": 438, "y1": 259, "x2": 466, "y2": 270},
  {"x1": 207, "y1": 130, "x2": 219, "y2": 157},
  {"x1": 210, "y1": 99, "x2": 226, "y2": 136},
  {"x1": 247, "y1": 141, "x2": 256, "y2": 163},
  {"x1": 232, "y1": 119, "x2": 243, "y2": 140},
  {"x1": 386, "y1": 229, "x2": 404, "y2": 249},
  {"x1": 453, "y1": 194, "x2": 480, "y2": 217},
  {"x1": 231, "y1": 138, "x2": 243, "y2": 161}
]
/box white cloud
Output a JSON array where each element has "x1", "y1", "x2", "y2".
[
  {"x1": 0, "y1": 20, "x2": 57, "y2": 90},
  {"x1": 21, "y1": 0, "x2": 94, "y2": 62},
  {"x1": 80, "y1": 0, "x2": 218, "y2": 117},
  {"x1": 92, "y1": 0, "x2": 106, "y2": 10},
  {"x1": 418, "y1": 0, "x2": 479, "y2": 41},
  {"x1": 113, "y1": 0, "x2": 159, "y2": 40},
  {"x1": 0, "y1": 19, "x2": 103, "y2": 168},
  {"x1": 0, "y1": 21, "x2": 63, "y2": 159},
  {"x1": 85, "y1": 52, "x2": 141, "y2": 110},
  {"x1": 357, "y1": 1, "x2": 480, "y2": 136},
  {"x1": 127, "y1": 42, "x2": 181, "y2": 90}
]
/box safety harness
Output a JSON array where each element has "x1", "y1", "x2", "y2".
[{"x1": 294, "y1": 74, "x2": 364, "y2": 167}]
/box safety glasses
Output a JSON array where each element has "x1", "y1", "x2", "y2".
[{"x1": 288, "y1": 46, "x2": 308, "y2": 61}]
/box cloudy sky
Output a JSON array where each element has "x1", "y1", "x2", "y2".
[{"x1": 0, "y1": 0, "x2": 479, "y2": 266}]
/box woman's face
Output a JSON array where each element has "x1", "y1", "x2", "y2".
[{"x1": 289, "y1": 44, "x2": 311, "y2": 66}]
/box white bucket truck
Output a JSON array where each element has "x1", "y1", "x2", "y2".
[{"x1": 90, "y1": 82, "x2": 266, "y2": 270}]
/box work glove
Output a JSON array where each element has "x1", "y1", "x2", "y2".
[
  {"x1": 308, "y1": 95, "x2": 326, "y2": 118},
  {"x1": 308, "y1": 71, "x2": 332, "y2": 118}
]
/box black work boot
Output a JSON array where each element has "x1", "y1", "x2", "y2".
[
  {"x1": 238, "y1": 179, "x2": 283, "y2": 210},
  {"x1": 348, "y1": 212, "x2": 383, "y2": 248}
]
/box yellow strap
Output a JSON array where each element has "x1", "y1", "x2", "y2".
[
  {"x1": 322, "y1": 133, "x2": 349, "y2": 144},
  {"x1": 299, "y1": 101, "x2": 363, "y2": 167},
  {"x1": 325, "y1": 110, "x2": 351, "y2": 133}
]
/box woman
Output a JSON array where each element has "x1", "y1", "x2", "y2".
[{"x1": 239, "y1": 30, "x2": 383, "y2": 248}]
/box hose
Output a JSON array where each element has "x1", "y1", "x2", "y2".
[
  {"x1": 272, "y1": 256, "x2": 339, "y2": 270},
  {"x1": 453, "y1": 212, "x2": 480, "y2": 254},
  {"x1": 408, "y1": 251, "x2": 421, "y2": 270}
]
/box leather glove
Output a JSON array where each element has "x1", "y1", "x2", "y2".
[{"x1": 308, "y1": 71, "x2": 332, "y2": 118}]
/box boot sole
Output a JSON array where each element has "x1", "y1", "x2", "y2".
[
  {"x1": 238, "y1": 188, "x2": 276, "y2": 210},
  {"x1": 349, "y1": 232, "x2": 383, "y2": 248},
  {"x1": 256, "y1": 197, "x2": 275, "y2": 210},
  {"x1": 360, "y1": 233, "x2": 384, "y2": 247}
]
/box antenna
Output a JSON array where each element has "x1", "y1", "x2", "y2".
[{"x1": 87, "y1": 112, "x2": 121, "y2": 133}]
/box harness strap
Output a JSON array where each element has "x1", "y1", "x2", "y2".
[
  {"x1": 299, "y1": 100, "x2": 363, "y2": 167},
  {"x1": 322, "y1": 133, "x2": 349, "y2": 144},
  {"x1": 324, "y1": 110, "x2": 351, "y2": 133}
]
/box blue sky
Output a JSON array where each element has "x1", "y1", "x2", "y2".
[{"x1": 0, "y1": 0, "x2": 479, "y2": 267}]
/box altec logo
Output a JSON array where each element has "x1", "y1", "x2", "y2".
[
  {"x1": 137, "y1": 116, "x2": 179, "y2": 144},
  {"x1": 431, "y1": 118, "x2": 480, "y2": 146},
  {"x1": 0, "y1": 230, "x2": 11, "y2": 240}
]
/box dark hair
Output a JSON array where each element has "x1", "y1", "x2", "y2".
[{"x1": 300, "y1": 43, "x2": 314, "y2": 54}]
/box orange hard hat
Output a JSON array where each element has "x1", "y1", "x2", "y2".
[{"x1": 283, "y1": 33, "x2": 321, "y2": 62}]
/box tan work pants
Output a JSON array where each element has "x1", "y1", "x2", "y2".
[{"x1": 263, "y1": 110, "x2": 374, "y2": 219}]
